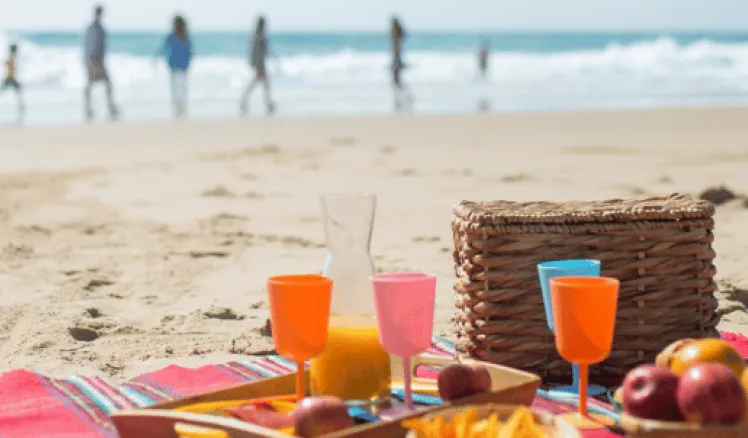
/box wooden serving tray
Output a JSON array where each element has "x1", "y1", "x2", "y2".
[
  {"x1": 619, "y1": 412, "x2": 748, "y2": 438},
  {"x1": 111, "y1": 355, "x2": 541, "y2": 437}
]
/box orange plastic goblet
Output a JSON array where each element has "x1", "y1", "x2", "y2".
[
  {"x1": 550, "y1": 276, "x2": 619, "y2": 430},
  {"x1": 268, "y1": 274, "x2": 333, "y2": 402}
]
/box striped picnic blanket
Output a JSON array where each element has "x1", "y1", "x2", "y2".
[{"x1": 1, "y1": 333, "x2": 747, "y2": 438}]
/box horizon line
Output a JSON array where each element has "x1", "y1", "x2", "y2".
[{"x1": 5, "y1": 27, "x2": 748, "y2": 34}]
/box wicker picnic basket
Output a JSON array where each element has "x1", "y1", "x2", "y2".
[{"x1": 451, "y1": 193, "x2": 719, "y2": 378}]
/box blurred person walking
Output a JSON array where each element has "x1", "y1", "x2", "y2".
[
  {"x1": 0, "y1": 44, "x2": 25, "y2": 124},
  {"x1": 240, "y1": 16, "x2": 275, "y2": 116},
  {"x1": 390, "y1": 16, "x2": 414, "y2": 112},
  {"x1": 478, "y1": 40, "x2": 489, "y2": 79},
  {"x1": 477, "y1": 40, "x2": 491, "y2": 112},
  {"x1": 156, "y1": 15, "x2": 193, "y2": 118},
  {"x1": 83, "y1": 5, "x2": 119, "y2": 122}
]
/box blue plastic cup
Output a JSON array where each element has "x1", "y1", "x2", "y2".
[{"x1": 537, "y1": 259, "x2": 606, "y2": 398}]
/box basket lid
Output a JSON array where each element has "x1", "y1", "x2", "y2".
[{"x1": 453, "y1": 193, "x2": 714, "y2": 226}]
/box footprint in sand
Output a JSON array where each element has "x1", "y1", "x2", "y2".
[
  {"x1": 207, "y1": 213, "x2": 249, "y2": 223},
  {"x1": 83, "y1": 278, "x2": 114, "y2": 291},
  {"x1": 201, "y1": 306, "x2": 245, "y2": 320},
  {"x1": 413, "y1": 236, "x2": 441, "y2": 243},
  {"x1": 188, "y1": 250, "x2": 230, "y2": 258},
  {"x1": 329, "y1": 136, "x2": 357, "y2": 147},
  {"x1": 699, "y1": 185, "x2": 740, "y2": 206},
  {"x1": 561, "y1": 145, "x2": 638, "y2": 155},
  {"x1": 392, "y1": 168, "x2": 418, "y2": 177},
  {"x1": 230, "y1": 330, "x2": 275, "y2": 355},
  {"x1": 380, "y1": 145, "x2": 396, "y2": 154},
  {"x1": 1, "y1": 243, "x2": 33, "y2": 259},
  {"x1": 84, "y1": 307, "x2": 102, "y2": 318},
  {"x1": 201, "y1": 186, "x2": 237, "y2": 198},
  {"x1": 258, "y1": 144, "x2": 281, "y2": 155},
  {"x1": 500, "y1": 173, "x2": 532, "y2": 183},
  {"x1": 443, "y1": 169, "x2": 473, "y2": 177},
  {"x1": 658, "y1": 176, "x2": 673, "y2": 184},
  {"x1": 68, "y1": 325, "x2": 101, "y2": 342},
  {"x1": 259, "y1": 234, "x2": 324, "y2": 249}
]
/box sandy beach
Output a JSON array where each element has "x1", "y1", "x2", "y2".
[{"x1": 0, "y1": 107, "x2": 747, "y2": 380}]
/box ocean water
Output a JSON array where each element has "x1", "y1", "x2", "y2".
[{"x1": 1, "y1": 30, "x2": 748, "y2": 125}]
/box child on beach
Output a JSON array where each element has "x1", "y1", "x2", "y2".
[
  {"x1": 1, "y1": 44, "x2": 25, "y2": 123},
  {"x1": 157, "y1": 15, "x2": 193, "y2": 118}
]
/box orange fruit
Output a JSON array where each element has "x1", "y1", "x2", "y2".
[
  {"x1": 655, "y1": 338, "x2": 696, "y2": 368},
  {"x1": 670, "y1": 339, "x2": 745, "y2": 377}
]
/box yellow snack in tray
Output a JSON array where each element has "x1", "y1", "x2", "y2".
[
  {"x1": 402, "y1": 405, "x2": 548, "y2": 438},
  {"x1": 498, "y1": 406, "x2": 547, "y2": 438}
]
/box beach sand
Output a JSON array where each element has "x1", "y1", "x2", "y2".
[{"x1": 0, "y1": 107, "x2": 747, "y2": 379}]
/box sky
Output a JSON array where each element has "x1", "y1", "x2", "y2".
[{"x1": 0, "y1": 0, "x2": 746, "y2": 32}]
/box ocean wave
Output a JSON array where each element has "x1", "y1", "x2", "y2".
[
  {"x1": 2, "y1": 32, "x2": 748, "y2": 124},
  {"x1": 2, "y1": 33, "x2": 747, "y2": 88}
]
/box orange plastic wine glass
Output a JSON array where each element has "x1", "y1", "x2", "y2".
[
  {"x1": 268, "y1": 274, "x2": 333, "y2": 402},
  {"x1": 550, "y1": 276, "x2": 619, "y2": 430}
]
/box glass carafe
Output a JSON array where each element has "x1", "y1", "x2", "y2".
[{"x1": 309, "y1": 193, "x2": 391, "y2": 407}]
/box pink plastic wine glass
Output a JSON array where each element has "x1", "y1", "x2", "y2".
[{"x1": 371, "y1": 272, "x2": 436, "y2": 418}]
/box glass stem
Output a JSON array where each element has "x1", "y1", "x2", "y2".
[
  {"x1": 578, "y1": 363, "x2": 589, "y2": 418},
  {"x1": 572, "y1": 363, "x2": 580, "y2": 392},
  {"x1": 296, "y1": 361, "x2": 305, "y2": 402},
  {"x1": 403, "y1": 356, "x2": 413, "y2": 410}
]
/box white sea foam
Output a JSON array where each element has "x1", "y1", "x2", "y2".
[{"x1": 1, "y1": 33, "x2": 748, "y2": 125}]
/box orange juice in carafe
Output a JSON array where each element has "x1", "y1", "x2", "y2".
[
  {"x1": 310, "y1": 315, "x2": 391, "y2": 403},
  {"x1": 316, "y1": 193, "x2": 389, "y2": 406}
]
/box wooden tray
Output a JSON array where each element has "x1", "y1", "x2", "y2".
[
  {"x1": 111, "y1": 355, "x2": 541, "y2": 437},
  {"x1": 405, "y1": 404, "x2": 580, "y2": 438},
  {"x1": 619, "y1": 412, "x2": 748, "y2": 438}
]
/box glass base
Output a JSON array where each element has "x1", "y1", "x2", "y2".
[
  {"x1": 342, "y1": 394, "x2": 390, "y2": 409},
  {"x1": 548, "y1": 384, "x2": 607, "y2": 398},
  {"x1": 559, "y1": 412, "x2": 616, "y2": 430},
  {"x1": 377, "y1": 405, "x2": 427, "y2": 421}
]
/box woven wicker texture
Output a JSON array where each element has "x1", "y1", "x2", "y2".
[{"x1": 451, "y1": 193, "x2": 719, "y2": 378}]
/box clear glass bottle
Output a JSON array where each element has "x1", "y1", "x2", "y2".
[{"x1": 310, "y1": 193, "x2": 391, "y2": 407}]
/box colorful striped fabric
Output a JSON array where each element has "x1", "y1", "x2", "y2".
[{"x1": 0, "y1": 334, "x2": 746, "y2": 438}]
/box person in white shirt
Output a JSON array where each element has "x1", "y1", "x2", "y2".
[{"x1": 83, "y1": 5, "x2": 119, "y2": 122}]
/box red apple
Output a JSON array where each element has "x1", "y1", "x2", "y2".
[
  {"x1": 437, "y1": 362, "x2": 492, "y2": 402},
  {"x1": 465, "y1": 363, "x2": 492, "y2": 392},
  {"x1": 677, "y1": 362, "x2": 746, "y2": 424},
  {"x1": 293, "y1": 396, "x2": 353, "y2": 437},
  {"x1": 621, "y1": 364, "x2": 682, "y2": 421}
]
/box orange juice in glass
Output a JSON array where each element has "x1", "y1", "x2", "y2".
[
  {"x1": 310, "y1": 315, "x2": 391, "y2": 404},
  {"x1": 313, "y1": 193, "x2": 391, "y2": 407}
]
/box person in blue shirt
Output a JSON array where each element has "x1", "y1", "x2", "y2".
[{"x1": 157, "y1": 15, "x2": 193, "y2": 118}]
